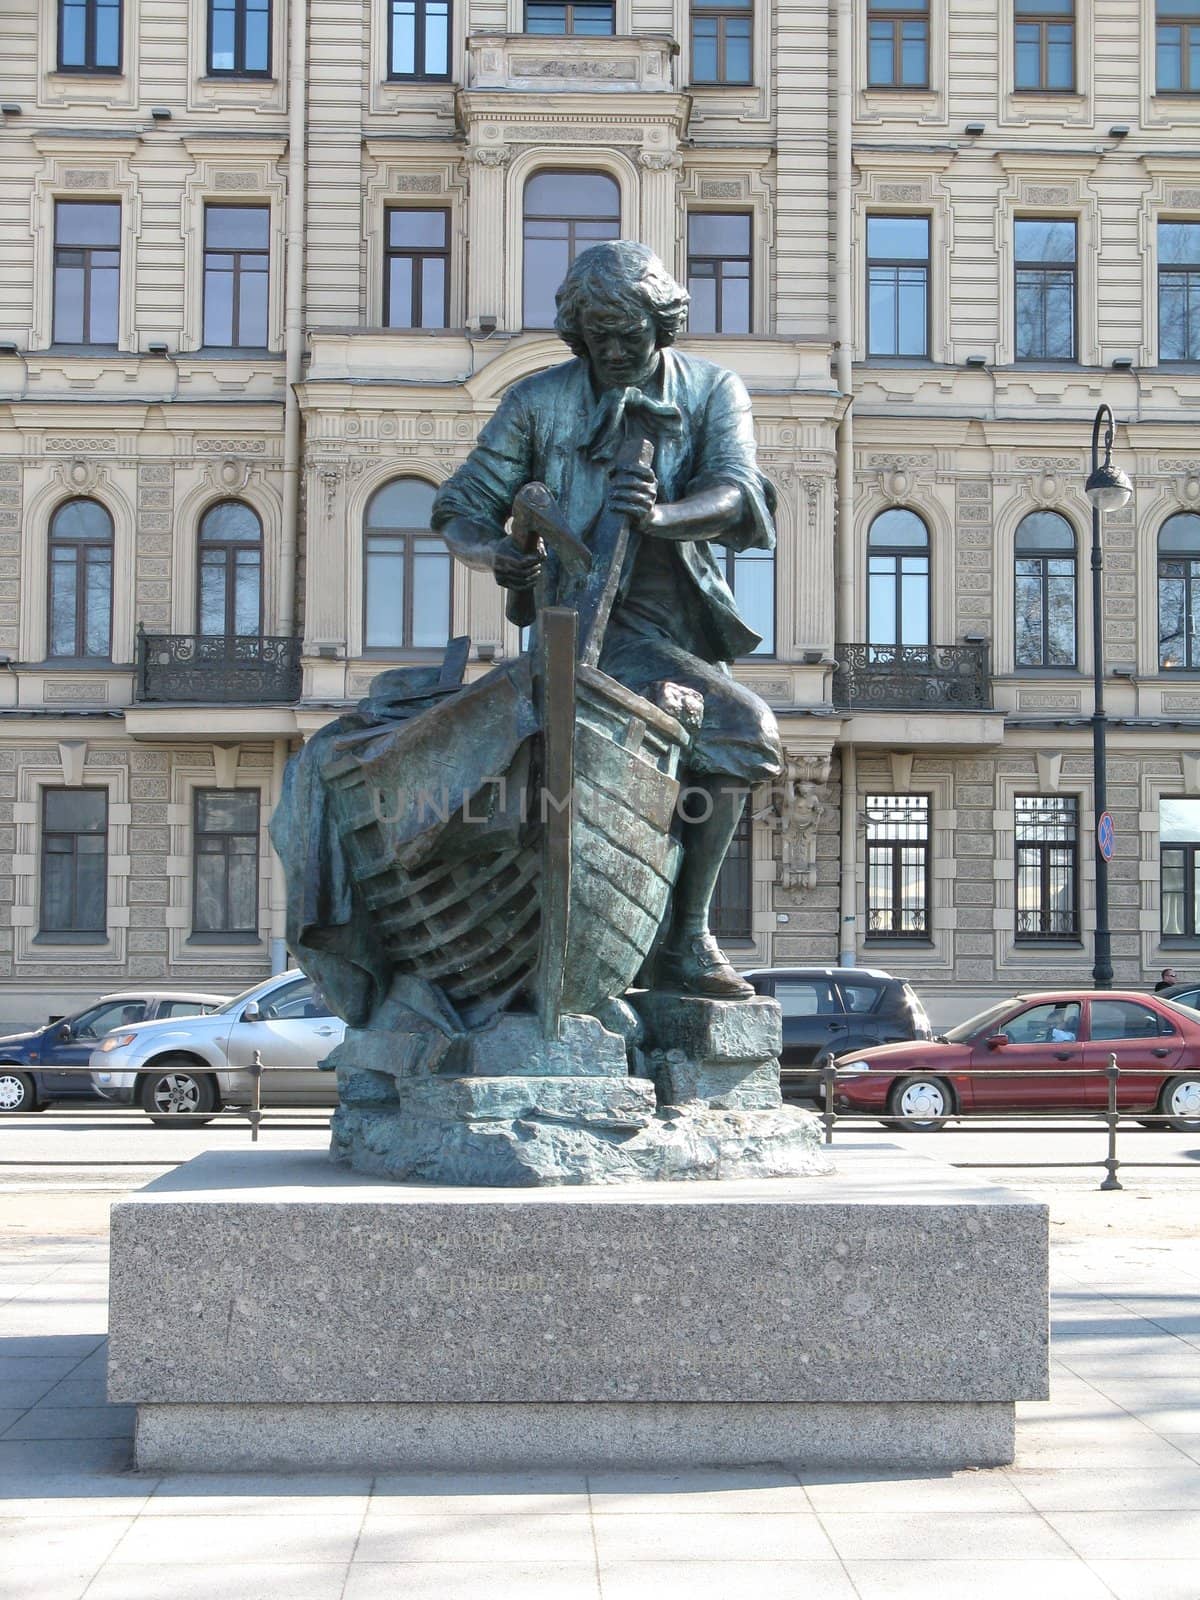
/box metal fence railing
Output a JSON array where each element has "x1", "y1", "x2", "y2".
[{"x1": 819, "y1": 1054, "x2": 1198, "y2": 1191}]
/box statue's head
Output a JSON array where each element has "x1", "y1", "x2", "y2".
[{"x1": 554, "y1": 241, "x2": 689, "y2": 387}]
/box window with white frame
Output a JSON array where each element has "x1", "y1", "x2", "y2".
[
  {"x1": 1161, "y1": 796, "x2": 1200, "y2": 937},
  {"x1": 48, "y1": 498, "x2": 113, "y2": 661},
  {"x1": 363, "y1": 478, "x2": 452, "y2": 650}
]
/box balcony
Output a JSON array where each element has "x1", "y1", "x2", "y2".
[
  {"x1": 135, "y1": 629, "x2": 302, "y2": 705},
  {"x1": 832, "y1": 643, "x2": 992, "y2": 712}
]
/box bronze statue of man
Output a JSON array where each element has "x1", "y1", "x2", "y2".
[{"x1": 433, "y1": 240, "x2": 783, "y2": 1000}]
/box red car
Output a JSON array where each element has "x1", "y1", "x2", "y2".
[{"x1": 830, "y1": 990, "x2": 1200, "y2": 1131}]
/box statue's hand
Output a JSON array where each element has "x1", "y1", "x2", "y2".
[
  {"x1": 493, "y1": 534, "x2": 543, "y2": 591},
  {"x1": 607, "y1": 462, "x2": 658, "y2": 529}
]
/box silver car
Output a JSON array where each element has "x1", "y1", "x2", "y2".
[{"x1": 90, "y1": 970, "x2": 345, "y2": 1123}]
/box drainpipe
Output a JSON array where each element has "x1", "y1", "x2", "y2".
[
  {"x1": 835, "y1": 0, "x2": 857, "y2": 967},
  {"x1": 277, "y1": 0, "x2": 308, "y2": 636}
]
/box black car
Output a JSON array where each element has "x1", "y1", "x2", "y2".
[
  {"x1": 742, "y1": 966, "x2": 934, "y2": 1099},
  {"x1": 1159, "y1": 980, "x2": 1200, "y2": 1012}
]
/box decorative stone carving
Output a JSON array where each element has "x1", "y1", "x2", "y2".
[
  {"x1": 877, "y1": 183, "x2": 923, "y2": 203},
  {"x1": 466, "y1": 146, "x2": 511, "y2": 168},
  {"x1": 774, "y1": 753, "x2": 832, "y2": 892},
  {"x1": 638, "y1": 150, "x2": 683, "y2": 172},
  {"x1": 62, "y1": 170, "x2": 108, "y2": 189}
]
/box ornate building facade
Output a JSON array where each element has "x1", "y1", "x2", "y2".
[{"x1": 2, "y1": 0, "x2": 1200, "y2": 1026}]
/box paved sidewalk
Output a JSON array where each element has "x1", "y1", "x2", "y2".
[{"x1": 1, "y1": 1189, "x2": 1199, "y2": 1599}]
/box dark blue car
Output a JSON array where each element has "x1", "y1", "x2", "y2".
[{"x1": 0, "y1": 989, "x2": 229, "y2": 1114}]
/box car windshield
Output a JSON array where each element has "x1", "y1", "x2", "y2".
[{"x1": 942, "y1": 1000, "x2": 1025, "y2": 1043}]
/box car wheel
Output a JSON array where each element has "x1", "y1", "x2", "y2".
[
  {"x1": 1160, "y1": 1074, "x2": 1200, "y2": 1133},
  {"x1": 884, "y1": 1075, "x2": 953, "y2": 1131},
  {"x1": 0, "y1": 1068, "x2": 37, "y2": 1114},
  {"x1": 139, "y1": 1062, "x2": 217, "y2": 1126}
]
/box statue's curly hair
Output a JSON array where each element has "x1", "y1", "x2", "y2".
[{"x1": 554, "y1": 240, "x2": 690, "y2": 355}]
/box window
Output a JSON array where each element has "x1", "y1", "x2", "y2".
[
  {"x1": 384, "y1": 209, "x2": 449, "y2": 330},
  {"x1": 193, "y1": 789, "x2": 259, "y2": 937},
  {"x1": 203, "y1": 205, "x2": 269, "y2": 349},
  {"x1": 867, "y1": 0, "x2": 929, "y2": 87},
  {"x1": 714, "y1": 543, "x2": 773, "y2": 654},
  {"x1": 867, "y1": 509, "x2": 930, "y2": 653},
  {"x1": 711, "y1": 803, "x2": 752, "y2": 941},
  {"x1": 258, "y1": 977, "x2": 333, "y2": 1020},
  {"x1": 388, "y1": 0, "x2": 451, "y2": 78},
  {"x1": 865, "y1": 793, "x2": 930, "y2": 939},
  {"x1": 157, "y1": 999, "x2": 216, "y2": 1018},
  {"x1": 690, "y1": 0, "x2": 752, "y2": 84},
  {"x1": 1158, "y1": 513, "x2": 1200, "y2": 669},
  {"x1": 839, "y1": 981, "x2": 884, "y2": 1014},
  {"x1": 1014, "y1": 0, "x2": 1075, "y2": 91},
  {"x1": 1003, "y1": 1000, "x2": 1081, "y2": 1043},
  {"x1": 48, "y1": 498, "x2": 113, "y2": 660},
  {"x1": 198, "y1": 501, "x2": 263, "y2": 637},
  {"x1": 1015, "y1": 795, "x2": 1079, "y2": 940},
  {"x1": 1160, "y1": 796, "x2": 1200, "y2": 937},
  {"x1": 687, "y1": 213, "x2": 752, "y2": 335},
  {"x1": 40, "y1": 788, "x2": 107, "y2": 937},
  {"x1": 522, "y1": 171, "x2": 620, "y2": 329},
  {"x1": 70, "y1": 998, "x2": 146, "y2": 1038},
  {"x1": 53, "y1": 201, "x2": 120, "y2": 346},
  {"x1": 525, "y1": 1, "x2": 614, "y2": 32},
  {"x1": 1157, "y1": 0, "x2": 1200, "y2": 93},
  {"x1": 364, "y1": 478, "x2": 451, "y2": 649},
  {"x1": 773, "y1": 979, "x2": 837, "y2": 1017},
  {"x1": 1014, "y1": 218, "x2": 1077, "y2": 361},
  {"x1": 1014, "y1": 511, "x2": 1076, "y2": 668},
  {"x1": 1091, "y1": 1000, "x2": 1168, "y2": 1041},
  {"x1": 866, "y1": 215, "x2": 929, "y2": 358},
  {"x1": 1159, "y1": 222, "x2": 1200, "y2": 361},
  {"x1": 58, "y1": 0, "x2": 121, "y2": 72},
  {"x1": 208, "y1": 0, "x2": 270, "y2": 75}
]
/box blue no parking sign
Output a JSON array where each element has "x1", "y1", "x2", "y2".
[{"x1": 1097, "y1": 811, "x2": 1115, "y2": 862}]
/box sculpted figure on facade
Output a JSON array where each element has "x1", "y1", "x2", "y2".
[{"x1": 271, "y1": 240, "x2": 824, "y2": 1185}]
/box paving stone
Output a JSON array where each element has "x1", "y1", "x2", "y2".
[
  {"x1": 590, "y1": 1511, "x2": 836, "y2": 1562},
  {"x1": 1087, "y1": 1559, "x2": 1200, "y2": 1599},
  {"x1": 355, "y1": 1512, "x2": 596, "y2": 1563},
  {"x1": 1007, "y1": 1465, "x2": 1200, "y2": 1511},
  {"x1": 597, "y1": 1563, "x2": 857, "y2": 1600},
  {"x1": 108, "y1": 1512, "x2": 364, "y2": 1565},
  {"x1": 369, "y1": 1471, "x2": 588, "y2": 1515},
  {"x1": 844, "y1": 1559, "x2": 1114, "y2": 1600},
  {"x1": 84, "y1": 1565, "x2": 352, "y2": 1600},
  {"x1": 343, "y1": 1566, "x2": 601, "y2": 1600},
  {"x1": 2, "y1": 1405, "x2": 134, "y2": 1440},
  {"x1": 819, "y1": 1510, "x2": 1075, "y2": 1561},
  {"x1": 800, "y1": 1466, "x2": 1029, "y2": 1513},
  {"x1": 588, "y1": 1467, "x2": 810, "y2": 1514},
  {"x1": 1043, "y1": 1509, "x2": 1200, "y2": 1560}
]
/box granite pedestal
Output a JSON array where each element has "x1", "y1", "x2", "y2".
[{"x1": 107, "y1": 1141, "x2": 1048, "y2": 1472}]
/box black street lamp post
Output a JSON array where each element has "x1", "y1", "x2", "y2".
[{"x1": 1084, "y1": 404, "x2": 1133, "y2": 991}]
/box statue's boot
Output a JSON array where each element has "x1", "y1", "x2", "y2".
[
  {"x1": 656, "y1": 774, "x2": 755, "y2": 1001},
  {"x1": 656, "y1": 930, "x2": 754, "y2": 999}
]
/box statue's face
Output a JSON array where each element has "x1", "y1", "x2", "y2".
[{"x1": 578, "y1": 306, "x2": 659, "y2": 391}]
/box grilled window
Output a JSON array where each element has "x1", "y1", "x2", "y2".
[
  {"x1": 867, "y1": 508, "x2": 930, "y2": 653},
  {"x1": 388, "y1": 0, "x2": 451, "y2": 78},
  {"x1": 1015, "y1": 795, "x2": 1079, "y2": 940},
  {"x1": 687, "y1": 213, "x2": 752, "y2": 335},
  {"x1": 711, "y1": 802, "x2": 753, "y2": 941},
  {"x1": 208, "y1": 0, "x2": 270, "y2": 75},
  {"x1": 198, "y1": 500, "x2": 263, "y2": 638},
  {"x1": 1014, "y1": 0, "x2": 1075, "y2": 90},
  {"x1": 1158, "y1": 221, "x2": 1200, "y2": 361},
  {"x1": 48, "y1": 498, "x2": 113, "y2": 660},
  {"x1": 690, "y1": 0, "x2": 752, "y2": 84},
  {"x1": 866, "y1": 215, "x2": 929, "y2": 358},
  {"x1": 525, "y1": 1, "x2": 614, "y2": 31},
  {"x1": 867, "y1": 0, "x2": 929, "y2": 87},
  {"x1": 384, "y1": 209, "x2": 450, "y2": 330},
  {"x1": 1158, "y1": 513, "x2": 1200, "y2": 669},
  {"x1": 203, "y1": 205, "x2": 269, "y2": 349},
  {"x1": 364, "y1": 478, "x2": 451, "y2": 650},
  {"x1": 1014, "y1": 511, "x2": 1076, "y2": 668},
  {"x1": 866, "y1": 793, "x2": 930, "y2": 940},
  {"x1": 53, "y1": 201, "x2": 120, "y2": 346},
  {"x1": 40, "y1": 788, "x2": 107, "y2": 937},
  {"x1": 522, "y1": 171, "x2": 620, "y2": 329},
  {"x1": 1157, "y1": 0, "x2": 1200, "y2": 92},
  {"x1": 1160, "y1": 796, "x2": 1200, "y2": 937},
  {"x1": 58, "y1": 0, "x2": 121, "y2": 71},
  {"x1": 193, "y1": 789, "x2": 259, "y2": 936},
  {"x1": 1015, "y1": 217, "x2": 1077, "y2": 361}
]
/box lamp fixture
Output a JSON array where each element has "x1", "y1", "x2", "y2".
[
  {"x1": 146, "y1": 341, "x2": 170, "y2": 356},
  {"x1": 1111, "y1": 355, "x2": 1134, "y2": 369},
  {"x1": 801, "y1": 648, "x2": 825, "y2": 665},
  {"x1": 476, "y1": 315, "x2": 497, "y2": 335},
  {"x1": 1108, "y1": 124, "x2": 1130, "y2": 138},
  {"x1": 1085, "y1": 415, "x2": 1134, "y2": 512},
  {"x1": 150, "y1": 106, "x2": 172, "y2": 121},
  {"x1": 0, "y1": 342, "x2": 19, "y2": 356},
  {"x1": 964, "y1": 122, "x2": 985, "y2": 135},
  {"x1": 965, "y1": 354, "x2": 987, "y2": 368},
  {"x1": 0, "y1": 104, "x2": 21, "y2": 116}
]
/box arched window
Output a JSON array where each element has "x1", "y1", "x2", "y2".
[
  {"x1": 867, "y1": 508, "x2": 929, "y2": 654},
  {"x1": 48, "y1": 498, "x2": 113, "y2": 659},
  {"x1": 1159, "y1": 513, "x2": 1200, "y2": 670},
  {"x1": 522, "y1": 170, "x2": 620, "y2": 329},
  {"x1": 1014, "y1": 510, "x2": 1076, "y2": 668},
  {"x1": 198, "y1": 500, "x2": 263, "y2": 637},
  {"x1": 363, "y1": 478, "x2": 451, "y2": 650}
]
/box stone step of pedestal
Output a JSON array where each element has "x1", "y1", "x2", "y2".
[
  {"x1": 629, "y1": 992, "x2": 781, "y2": 1064},
  {"x1": 657, "y1": 1054, "x2": 781, "y2": 1110},
  {"x1": 390, "y1": 1073, "x2": 657, "y2": 1126},
  {"x1": 332, "y1": 1009, "x2": 631, "y2": 1083}
]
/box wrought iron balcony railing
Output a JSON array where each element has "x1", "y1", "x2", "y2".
[
  {"x1": 135, "y1": 628, "x2": 302, "y2": 704},
  {"x1": 832, "y1": 642, "x2": 991, "y2": 711}
]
